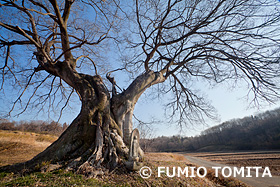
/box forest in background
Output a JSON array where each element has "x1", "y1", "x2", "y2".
[
  {"x1": 1, "y1": 107, "x2": 280, "y2": 152},
  {"x1": 0, "y1": 119, "x2": 68, "y2": 136},
  {"x1": 140, "y1": 108, "x2": 280, "y2": 152}
]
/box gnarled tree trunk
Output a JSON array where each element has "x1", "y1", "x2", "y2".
[{"x1": 1, "y1": 70, "x2": 165, "y2": 176}]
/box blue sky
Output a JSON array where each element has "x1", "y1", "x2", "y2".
[
  {"x1": 1, "y1": 0, "x2": 280, "y2": 138},
  {"x1": 10, "y1": 76, "x2": 279, "y2": 138},
  {"x1": 1, "y1": 52, "x2": 279, "y2": 137},
  {"x1": 1, "y1": 61, "x2": 279, "y2": 138},
  {"x1": 132, "y1": 79, "x2": 280, "y2": 137}
]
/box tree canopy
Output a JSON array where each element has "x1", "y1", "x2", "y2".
[{"x1": 1, "y1": 0, "x2": 280, "y2": 125}]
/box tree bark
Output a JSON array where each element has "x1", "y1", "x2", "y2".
[{"x1": 0, "y1": 70, "x2": 165, "y2": 176}]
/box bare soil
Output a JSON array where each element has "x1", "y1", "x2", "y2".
[{"x1": 186, "y1": 151, "x2": 280, "y2": 176}]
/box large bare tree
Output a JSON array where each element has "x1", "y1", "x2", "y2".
[{"x1": 1, "y1": 0, "x2": 280, "y2": 175}]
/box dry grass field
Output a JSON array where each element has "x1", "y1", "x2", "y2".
[
  {"x1": 186, "y1": 151, "x2": 280, "y2": 176},
  {"x1": 0, "y1": 130, "x2": 249, "y2": 186},
  {"x1": 0, "y1": 130, "x2": 57, "y2": 167}
]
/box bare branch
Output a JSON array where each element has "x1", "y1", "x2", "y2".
[
  {"x1": 0, "y1": 22, "x2": 35, "y2": 36},
  {"x1": 57, "y1": 88, "x2": 74, "y2": 122},
  {"x1": 76, "y1": 55, "x2": 98, "y2": 75},
  {"x1": 62, "y1": 0, "x2": 75, "y2": 23},
  {"x1": 8, "y1": 70, "x2": 36, "y2": 116}
]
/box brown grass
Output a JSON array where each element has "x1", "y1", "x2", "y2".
[
  {"x1": 145, "y1": 152, "x2": 187, "y2": 162},
  {"x1": 0, "y1": 130, "x2": 57, "y2": 167},
  {"x1": 0, "y1": 131, "x2": 249, "y2": 186}
]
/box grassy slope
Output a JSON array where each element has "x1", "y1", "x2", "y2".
[
  {"x1": 0, "y1": 130, "x2": 249, "y2": 186},
  {"x1": 0, "y1": 130, "x2": 57, "y2": 167}
]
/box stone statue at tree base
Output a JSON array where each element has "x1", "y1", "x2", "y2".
[{"x1": 125, "y1": 128, "x2": 144, "y2": 171}]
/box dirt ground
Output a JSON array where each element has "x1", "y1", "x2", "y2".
[{"x1": 186, "y1": 151, "x2": 280, "y2": 176}]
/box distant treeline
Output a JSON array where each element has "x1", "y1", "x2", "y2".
[
  {"x1": 141, "y1": 108, "x2": 280, "y2": 152},
  {"x1": 0, "y1": 119, "x2": 68, "y2": 136}
]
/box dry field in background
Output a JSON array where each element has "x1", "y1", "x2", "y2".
[
  {"x1": 186, "y1": 151, "x2": 280, "y2": 176},
  {"x1": 0, "y1": 130, "x2": 57, "y2": 167}
]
